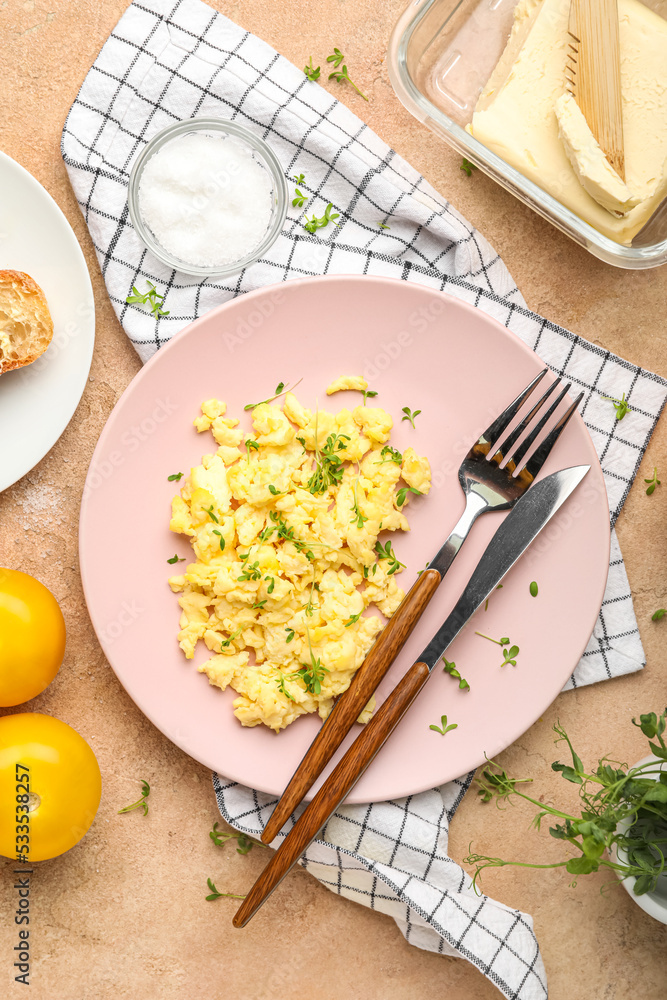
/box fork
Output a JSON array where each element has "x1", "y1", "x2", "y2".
[{"x1": 261, "y1": 368, "x2": 583, "y2": 844}]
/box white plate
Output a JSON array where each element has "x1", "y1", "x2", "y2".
[{"x1": 0, "y1": 151, "x2": 95, "y2": 492}]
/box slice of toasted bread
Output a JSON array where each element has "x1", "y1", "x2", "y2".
[{"x1": 0, "y1": 270, "x2": 54, "y2": 374}]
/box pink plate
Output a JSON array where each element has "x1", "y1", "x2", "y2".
[{"x1": 79, "y1": 276, "x2": 610, "y2": 803}]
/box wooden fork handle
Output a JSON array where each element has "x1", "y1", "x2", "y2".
[
  {"x1": 233, "y1": 659, "x2": 431, "y2": 928},
  {"x1": 260, "y1": 568, "x2": 441, "y2": 844}
]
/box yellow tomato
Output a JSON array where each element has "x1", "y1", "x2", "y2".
[
  {"x1": 0, "y1": 713, "x2": 101, "y2": 862},
  {"x1": 0, "y1": 568, "x2": 66, "y2": 707}
]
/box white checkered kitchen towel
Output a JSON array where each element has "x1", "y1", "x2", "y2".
[{"x1": 61, "y1": 2, "x2": 666, "y2": 997}]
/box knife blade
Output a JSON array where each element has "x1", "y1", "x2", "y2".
[
  {"x1": 418, "y1": 463, "x2": 590, "y2": 669},
  {"x1": 233, "y1": 464, "x2": 590, "y2": 928}
]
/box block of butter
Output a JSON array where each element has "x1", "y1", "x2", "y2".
[{"x1": 467, "y1": 0, "x2": 667, "y2": 245}]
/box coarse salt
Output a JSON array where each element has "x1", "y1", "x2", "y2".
[{"x1": 138, "y1": 132, "x2": 274, "y2": 269}]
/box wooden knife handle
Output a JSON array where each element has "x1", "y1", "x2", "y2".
[
  {"x1": 261, "y1": 568, "x2": 441, "y2": 844},
  {"x1": 233, "y1": 659, "x2": 432, "y2": 928}
]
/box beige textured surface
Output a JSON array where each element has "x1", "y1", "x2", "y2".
[{"x1": 0, "y1": 2, "x2": 666, "y2": 998}]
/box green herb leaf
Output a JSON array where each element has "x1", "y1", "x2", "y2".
[
  {"x1": 644, "y1": 467, "x2": 661, "y2": 495},
  {"x1": 125, "y1": 280, "x2": 170, "y2": 318},
  {"x1": 303, "y1": 56, "x2": 321, "y2": 81},
  {"x1": 168, "y1": 472, "x2": 184, "y2": 481},
  {"x1": 401, "y1": 406, "x2": 421, "y2": 429},
  {"x1": 602, "y1": 391, "x2": 631, "y2": 420},
  {"x1": 296, "y1": 631, "x2": 329, "y2": 695},
  {"x1": 376, "y1": 445, "x2": 402, "y2": 466},
  {"x1": 244, "y1": 378, "x2": 303, "y2": 411},
  {"x1": 167, "y1": 554, "x2": 185, "y2": 564},
  {"x1": 326, "y1": 47, "x2": 344, "y2": 67},
  {"x1": 212, "y1": 529, "x2": 225, "y2": 552},
  {"x1": 220, "y1": 626, "x2": 244, "y2": 650},
  {"x1": 442, "y1": 657, "x2": 471, "y2": 692},
  {"x1": 304, "y1": 202, "x2": 341, "y2": 234},
  {"x1": 118, "y1": 779, "x2": 150, "y2": 816},
  {"x1": 395, "y1": 485, "x2": 422, "y2": 507},
  {"x1": 276, "y1": 672, "x2": 297, "y2": 702},
  {"x1": 205, "y1": 877, "x2": 246, "y2": 902},
  {"x1": 374, "y1": 539, "x2": 406, "y2": 576},
  {"x1": 344, "y1": 612, "x2": 362, "y2": 627},
  {"x1": 378, "y1": 221, "x2": 390, "y2": 229},
  {"x1": 460, "y1": 157, "x2": 478, "y2": 177},
  {"x1": 292, "y1": 187, "x2": 308, "y2": 208},
  {"x1": 328, "y1": 61, "x2": 368, "y2": 100},
  {"x1": 307, "y1": 431, "x2": 350, "y2": 494},
  {"x1": 209, "y1": 821, "x2": 265, "y2": 855},
  {"x1": 429, "y1": 714, "x2": 458, "y2": 736},
  {"x1": 652, "y1": 609, "x2": 666, "y2": 622}
]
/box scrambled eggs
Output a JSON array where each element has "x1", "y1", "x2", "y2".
[{"x1": 168, "y1": 383, "x2": 431, "y2": 732}]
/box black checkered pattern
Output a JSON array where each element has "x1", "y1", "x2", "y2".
[
  {"x1": 61, "y1": 2, "x2": 666, "y2": 993},
  {"x1": 213, "y1": 772, "x2": 547, "y2": 999}
]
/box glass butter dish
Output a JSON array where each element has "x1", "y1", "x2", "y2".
[{"x1": 388, "y1": 0, "x2": 667, "y2": 269}]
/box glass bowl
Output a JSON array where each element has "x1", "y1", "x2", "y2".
[
  {"x1": 127, "y1": 117, "x2": 288, "y2": 278},
  {"x1": 388, "y1": 0, "x2": 667, "y2": 269}
]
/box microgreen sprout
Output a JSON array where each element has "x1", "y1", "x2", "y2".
[
  {"x1": 126, "y1": 281, "x2": 170, "y2": 317},
  {"x1": 212, "y1": 529, "x2": 225, "y2": 552},
  {"x1": 118, "y1": 779, "x2": 150, "y2": 816},
  {"x1": 205, "y1": 878, "x2": 246, "y2": 902},
  {"x1": 307, "y1": 431, "x2": 349, "y2": 494},
  {"x1": 375, "y1": 539, "x2": 405, "y2": 576},
  {"x1": 602, "y1": 391, "x2": 631, "y2": 420},
  {"x1": 645, "y1": 468, "x2": 661, "y2": 495},
  {"x1": 361, "y1": 389, "x2": 378, "y2": 405},
  {"x1": 442, "y1": 657, "x2": 470, "y2": 692},
  {"x1": 296, "y1": 630, "x2": 329, "y2": 695},
  {"x1": 429, "y1": 714, "x2": 458, "y2": 736},
  {"x1": 652, "y1": 609, "x2": 666, "y2": 621},
  {"x1": 237, "y1": 559, "x2": 261, "y2": 582},
  {"x1": 376, "y1": 445, "x2": 402, "y2": 466},
  {"x1": 244, "y1": 378, "x2": 303, "y2": 411},
  {"x1": 245, "y1": 438, "x2": 260, "y2": 462},
  {"x1": 401, "y1": 406, "x2": 421, "y2": 429},
  {"x1": 475, "y1": 631, "x2": 520, "y2": 667},
  {"x1": 327, "y1": 47, "x2": 344, "y2": 68},
  {"x1": 350, "y1": 476, "x2": 368, "y2": 530},
  {"x1": 276, "y1": 672, "x2": 297, "y2": 702},
  {"x1": 167, "y1": 472, "x2": 184, "y2": 482},
  {"x1": 167, "y1": 554, "x2": 185, "y2": 564},
  {"x1": 344, "y1": 612, "x2": 362, "y2": 627},
  {"x1": 460, "y1": 158, "x2": 478, "y2": 177},
  {"x1": 326, "y1": 49, "x2": 368, "y2": 100},
  {"x1": 467, "y1": 712, "x2": 667, "y2": 897},
  {"x1": 378, "y1": 221, "x2": 390, "y2": 229},
  {"x1": 303, "y1": 56, "x2": 320, "y2": 81},
  {"x1": 203, "y1": 504, "x2": 219, "y2": 523},
  {"x1": 285, "y1": 626, "x2": 296, "y2": 643},
  {"x1": 220, "y1": 626, "x2": 244, "y2": 650},
  {"x1": 396, "y1": 486, "x2": 422, "y2": 507},
  {"x1": 210, "y1": 821, "x2": 264, "y2": 855},
  {"x1": 292, "y1": 187, "x2": 308, "y2": 208},
  {"x1": 304, "y1": 202, "x2": 340, "y2": 234}
]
